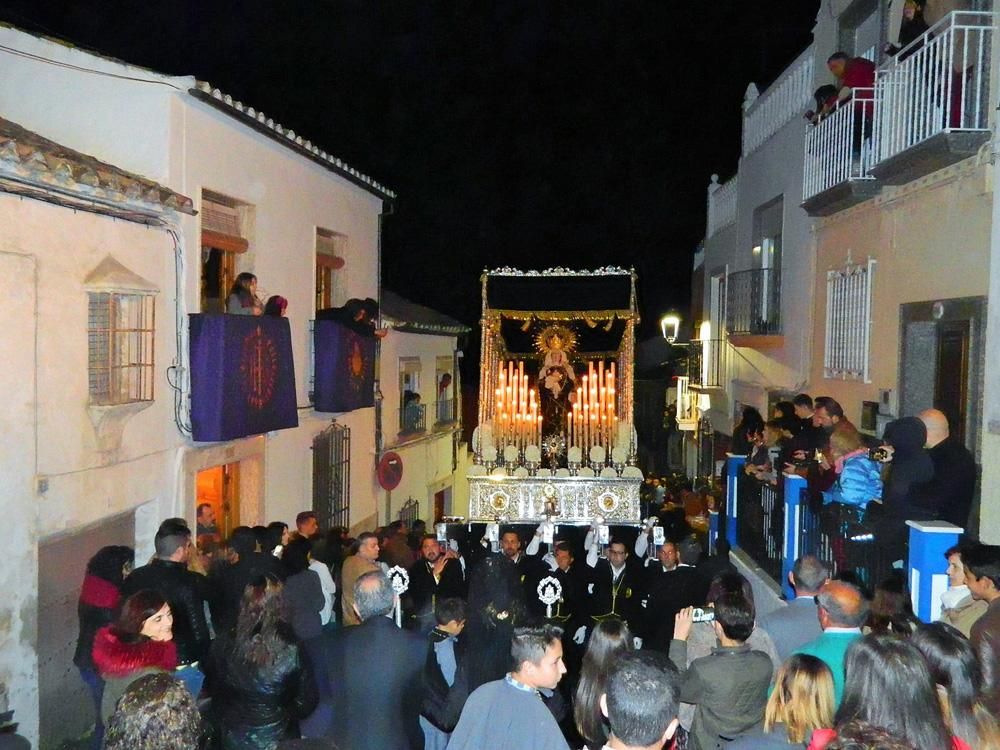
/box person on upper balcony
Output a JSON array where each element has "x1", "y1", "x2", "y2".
[
  {"x1": 826, "y1": 52, "x2": 876, "y2": 106},
  {"x1": 316, "y1": 297, "x2": 389, "y2": 337},
  {"x1": 226, "y1": 272, "x2": 263, "y2": 315},
  {"x1": 884, "y1": 0, "x2": 931, "y2": 61}
]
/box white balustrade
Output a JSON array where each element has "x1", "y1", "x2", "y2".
[
  {"x1": 742, "y1": 47, "x2": 814, "y2": 157},
  {"x1": 875, "y1": 11, "x2": 996, "y2": 165},
  {"x1": 803, "y1": 87, "x2": 876, "y2": 200},
  {"x1": 706, "y1": 174, "x2": 738, "y2": 238}
]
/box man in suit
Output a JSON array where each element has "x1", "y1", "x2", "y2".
[
  {"x1": 758, "y1": 555, "x2": 829, "y2": 662},
  {"x1": 643, "y1": 540, "x2": 706, "y2": 651},
  {"x1": 586, "y1": 537, "x2": 645, "y2": 640},
  {"x1": 341, "y1": 532, "x2": 382, "y2": 626},
  {"x1": 406, "y1": 535, "x2": 465, "y2": 631},
  {"x1": 919, "y1": 408, "x2": 977, "y2": 529},
  {"x1": 325, "y1": 570, "x2": 427, "y2": 749}
]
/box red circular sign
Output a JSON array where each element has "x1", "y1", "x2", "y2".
[{"x1": 377, "y1": 451, "x2": 403, "y2": 490}]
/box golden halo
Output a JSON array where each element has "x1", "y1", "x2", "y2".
[{"x1": 534, "y1": 324, "x2": 577, "y2": 355}]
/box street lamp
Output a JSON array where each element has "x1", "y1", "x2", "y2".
[{"x1": 660, "y1": 313, "x2": 681, "y2": 344}]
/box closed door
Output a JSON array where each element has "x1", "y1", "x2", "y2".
[{"x1": 935, "y1": 321, "x2": 970, "y2": 446}]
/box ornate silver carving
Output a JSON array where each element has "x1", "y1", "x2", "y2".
[
  {"x1": 484, "y1": 266, "x2": 634, "y2": 277},
  {"x1": 467, "y1": 476, "x2": 641, "y2": 524}
]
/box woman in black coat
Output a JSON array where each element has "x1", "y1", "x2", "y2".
[
  {"x1": 875, "y1": 416, "x2": 936, "y2": 578},
  {"x1": 73, "y1": 545, "x2": 134, "y2": 749},
  {"x1": 207, "y1": 576, "x2": 318, "y2": 750}
]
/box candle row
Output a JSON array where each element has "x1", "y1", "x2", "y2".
[
  {"x1": 495, "y1": 360, "x2": 541, "y2": 450},
  {"x1": 567, "y1": 361, "x2": 617, "y2": 454}
]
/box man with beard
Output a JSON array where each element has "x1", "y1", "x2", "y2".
[
  {"x1": 406, "y1": 535, "x2": 465, "y2": 632},
  {"x1": 499, "y1": 528, "x2": 549, "y2": 619}
]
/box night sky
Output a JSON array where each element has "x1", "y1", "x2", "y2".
[{"x1": 1, "y1": 1, "x2": 819, "y2": 340}]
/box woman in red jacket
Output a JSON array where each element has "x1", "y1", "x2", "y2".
[{"x1": 92, "y1": 589, "x2": 178, "y2": 725}]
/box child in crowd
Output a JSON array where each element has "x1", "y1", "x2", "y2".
[{"x1": 420, "y1": 598, "x2": 468, "y2": 750}]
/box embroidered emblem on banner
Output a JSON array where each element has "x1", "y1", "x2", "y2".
[{"x1": 240, "y1": 326, "x2": 279, "y2": 409}]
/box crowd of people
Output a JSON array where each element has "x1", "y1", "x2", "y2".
[
  {"x1": 72, "y1": 505, "x2": 1000, "y2": 750},
  {"x1": 732, "y1": 393, "x2": 976, "y2": 580}
]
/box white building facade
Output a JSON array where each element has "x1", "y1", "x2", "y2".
[
  {"x1": 690, "y1": 0, "x2": 997, "y2": 542},
  {"x1": 0, "y1": 26, "x2": 417, "y2": 746}
]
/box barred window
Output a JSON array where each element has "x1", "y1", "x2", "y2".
[
  {"x1": 88, "y1": 292, "x2": 155, "y2": 405},
  {"x1": 824, "y1": 257, "x2": 876, "y2": 382}
]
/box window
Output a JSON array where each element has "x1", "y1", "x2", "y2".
[
  {"x1": 315, "y1": 229, "x2": 346, "y2": 312},
  {"x1": 201, "y1": 190, "x2": 250, "y2": 313},
  {"x1": 312, "y1": 423, "x2": 351, "y2": 529},
  {"x1": 88, "y1": 291, "x2": 155, "y2": 405},
  {"x1": 825, "y1": 257, "x2": 876, "y2": 382}
]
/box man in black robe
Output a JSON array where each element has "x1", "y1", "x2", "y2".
[
  {"x1": 920, "y1": 408, "x2": 977, "y2": 530},
  {"x1": 406, "y1": 535, "x2": 465, "y2": 632},
  {"x1": 586, "y1": 537, "x2": 645, "y2": 639}
]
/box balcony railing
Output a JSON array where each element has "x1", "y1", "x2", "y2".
[
  {"x1": 725, "y1": 458, "x2": 881, "y2": 596},
  {"x1": 706, "y1": 175, "x2": 738, "y2": 238},
  {"x1": 875, "y1": 11, "x2": 995, "y2": 164},
  {"x1": 725, "y1": 268, "x2": 781, "y2": 336},
  {"x1": 686, "y1": 338, "x2": 726, "y2": 389},
  {"x1": 432, "y1": 398, "x2": 458, "y2": 425},
  {"x1": 742, "y1": 46, "x2": 814, "y2": 157},
  {"x1": 803, "y1": 87, "x2": 876, "y2": 200},
  {"x1": 397, "y1": 402, "x2": 427, "y2": 435}
]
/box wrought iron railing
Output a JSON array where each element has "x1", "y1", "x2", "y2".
[
  {"x1": 797, "y1": 487, "x2": 878, "y2": 590},
  {"x1": 803, "y1": 87, "x2": 876, "y2": 200},
  {"x1": 398, "y1": 402, "x2": 427, "y2": 434},
  {"x1": 687, "y1": 339, "x2": 726, "y2": 389},
  {"x1": 432, "y1": 398, "x2": 457, "y2": 425},
  {"x1": 725, "y1": 268, "x2": 781, "y2": 336},
  {"x1": 735, "y1": 472, "x2": 785, "y2": 584},
  {"x1": 875, "y1": 11, "x2": 995, "y2": 165}
]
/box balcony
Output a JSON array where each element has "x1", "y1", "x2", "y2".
[
  {"x1": 802, "y1": 88, "x2": 879, "y2": 216},
  {"x1": 802, "y1": 12, "x2": 996, "y2": 215},
  {"x1": 725, "y1": 268, "x2": 782, "y2": 347},
  {"x1": 871, "y1": 11, "x2": 995, "y2": 184},
  {"x1": 391, "y1": 402, "x2": 427, "y2": 444},
  {"x1": 686, "y1": 338, "x2": 727, "y2": 390},
  {"x1": 431, "y1": 398, "x2": 459, "y2": 427}
]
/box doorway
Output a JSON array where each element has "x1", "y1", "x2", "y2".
[
  {"x1": 196, "y1": 462, "x2": 240, "y2": 547},
  {"x1": 433, "y1": 487, "x2": 452, "y2": 521},
  {"x1": 899, "y1": 297, "x2": 985, "y2": 458}
]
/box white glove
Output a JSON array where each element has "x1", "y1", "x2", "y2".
[
  {"x1": 573, "y1": 626, "x2": 587, "y2": 645},
  {"x1": 633, "y1": 636, "x2": 643, "y2": 649},
  {"x1": 448, "y1": 539, "x2": 459, "y2": 552},
  {"x1": 587, "y1": 583, "x2": 595, "y2": 594},
  {"x1": 542, "y1": 552, "x2": 558, "y2": 571}
]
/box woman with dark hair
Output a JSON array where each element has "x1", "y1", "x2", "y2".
[
  {"x1": 808, "y1": 634, "x2": 965, "y2": 749},
  {"x1": 104, "y1": 672, "x2": 202, "y2": 750},
  {"x1": 207, "y1": 577, "x2": 318, "y2": 749},
  {"x1": 73, "y1": 544, "x2": 134, "y2": 748},
  {"x1": 732, "y1": 406, "x2": 765, "y2": 456},
  {"x1": 911, "y1": 622, "x2": 1000, "y2": 749},
  {"x1": 730, "y1": 654, "x2": 835, "y2": 748},
  {"x1": 227, "y1": 272, "x2": 263, "y2": 316},
  {"x1": 864, "y1": 572, "x2": 919, "y2": 636},
  {"x1": 574, "y1": 618, "x2": 633, "y2": 748},
  {"x1": 263, "y1": 295, "x2": 288, "y2": 317},
  {"x1": 91, "y1": 589, "x2": 177, "y2": 724}
]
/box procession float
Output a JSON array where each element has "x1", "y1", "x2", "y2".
[{"x1": 466, "y1": 267, "x2": 644, "y2": 531}]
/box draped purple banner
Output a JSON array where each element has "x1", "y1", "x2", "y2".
[
  {"x1": 189, "y1": 314, "x2": 299, "y2": 441},
  {"x1": 313, "y1": 319, "x2": 375, "y2": 413}
]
